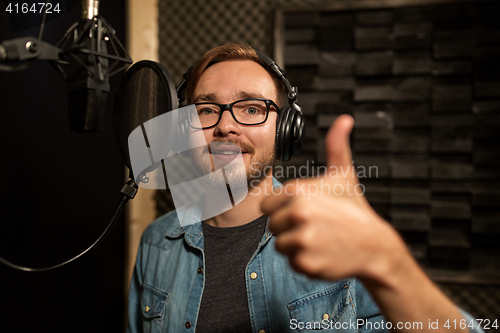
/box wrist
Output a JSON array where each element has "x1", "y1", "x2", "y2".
[{"x1": 359, "y1": 219, "x2": 419, "y2": 291}]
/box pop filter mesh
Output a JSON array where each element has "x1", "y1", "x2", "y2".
[{"x1": 113, "y1": 61, "x2": 177, "y2": 170}]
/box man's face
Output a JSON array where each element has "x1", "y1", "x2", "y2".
[{"x1": 190, "y1": 60, "x2": 278, "y2": 188}]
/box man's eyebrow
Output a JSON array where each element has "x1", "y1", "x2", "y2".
[
  {"x1": 237, "y1": 91, "x2": 267, "y2": 100},
  {"x1": 193, "y1": 93, "x2": 216, "y2": 103},
  {"x1": 193, "y1": 92, "x2": 268, "y2": 103}
]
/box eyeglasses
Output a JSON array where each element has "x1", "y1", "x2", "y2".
[{"x1": 189, "y1": 98, "x2": 280, "y2": 129}]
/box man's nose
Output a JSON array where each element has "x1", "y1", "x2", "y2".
[{"x1": 214, "y1": 109, "x2": 241, "y2": 137}]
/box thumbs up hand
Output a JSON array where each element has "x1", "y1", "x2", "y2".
[
  {"x1": 261, "y1": 115, "x2": 409, "y2": 283},
  {"x1": 262, "y1": 115, "x2": 471, "y2": 332}
]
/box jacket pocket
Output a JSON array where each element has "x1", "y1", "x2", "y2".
[
  {"x1": 141, "y1": 283, "x2": 168, "y2": 319},
  {"x1": 287, "y1": 280, "x2": 350, "y2": 332}
]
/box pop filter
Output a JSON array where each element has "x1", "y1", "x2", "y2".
[{"x1": 113, "y1": 60, "x2": 178, "y2": 176}]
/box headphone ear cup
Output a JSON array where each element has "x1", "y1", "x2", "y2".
[
  {"x1": 275, "y1": 107, "x2": 306, "y2": 162},
  {"x1": 292, "y1": 111, "x2": 305, "y2": 155},
  {"x1": 276, "y1": 107, "x2": 294, "y2": 162}
]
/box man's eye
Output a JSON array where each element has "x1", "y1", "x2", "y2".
[
  {"x1": 199, "y1": 108, "x2": 217, "y2": 115},
  {"x1": 246, "y1": 107, "x2": 259, "y2": 115}
]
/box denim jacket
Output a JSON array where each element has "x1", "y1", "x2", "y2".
[{"x1": 128, "y1": 180, "x2": 483, "y2": 333}]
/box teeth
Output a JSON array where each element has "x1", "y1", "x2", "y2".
[{"x1": 214, "y1": 151, "x2": 239, "y2": 155}]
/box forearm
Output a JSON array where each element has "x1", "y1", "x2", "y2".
[{"x1": 360, "y1": 245, "x2": 468, "y2": 333}]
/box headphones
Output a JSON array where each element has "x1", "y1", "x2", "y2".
[{"x1": 175, "y1": 51, "x2": 305, "y2": 162}]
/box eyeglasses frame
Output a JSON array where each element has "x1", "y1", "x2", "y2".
[{"x1": 190, "y1": 98, "x2": 280, "y2": 129}]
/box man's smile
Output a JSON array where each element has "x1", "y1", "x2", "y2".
[
  {"x1": 210, "y1": 144, "x2": 248, "y2": 154},
  {"x1": 209, "y1": 142, "x2": 250, "y2": 163}
]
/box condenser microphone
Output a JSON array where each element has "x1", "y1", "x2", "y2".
[
  {"x1": 66, "y1": 0, "x2": 109, "y2": 133},
  {"x1": 0, "y1": 0, "x2": 131, "y2": 133}
]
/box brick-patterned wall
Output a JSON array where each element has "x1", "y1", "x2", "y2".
[
  {"x1": 281, "y1": 1, "x2": 500, "y2": 271},
  {"x1": 280, "y1": 1, "x2": 500, "y2": 323},
  {"x1": 441, "y1": 283, "x2": 500, "y2": 326}
]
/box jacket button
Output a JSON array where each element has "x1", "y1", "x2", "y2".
[
  {"x1": 198, "y1": 267, "x2": 203, "y2": 274},
  {"x1": 323, "y1": 313, "x2": 330, "y2": 320},
  {"x1": 145, "y1": 306, "x2": 150, "y2": 313},
  {"x1": 185, "y1": 321, "x2": 192, "y2": 329},
  {"x1": 250, "y1": 272, "x2": 258, "y2": 279}
]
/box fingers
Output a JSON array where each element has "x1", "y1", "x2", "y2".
[
  {"x1": 260, "y1": 187, "x2": 290, "y2": 216},
  {"x1": 275, "y1": 229, "x2": 329, "y2": 278},
  {"x1": 325, "y1": 114, "x2": 355, "y2": 174},
  {"x1": 274, "y1": 227, "x2": 304, "y2": 256},
  {"x1": 267, "y1": 200, "x2": 309, "y2": 235},
  {"x1": 261, "y1": 179, "x2": 310, "y2": 216}
]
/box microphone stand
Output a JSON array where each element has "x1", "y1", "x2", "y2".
[{"x1": 0, "y1": 0, "x2": 136, "y2": 271}]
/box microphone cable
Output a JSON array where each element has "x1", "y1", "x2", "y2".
[
  {"x1": 37, "y1": 0, "x2": 50, "y2": 41},
  {"x1": 0, "y1": 179, "x2": 138, "y2": 272}
]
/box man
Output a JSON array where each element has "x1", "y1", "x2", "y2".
[{"x1": 128, "y1": 43, "x2": 483, "y2": 333}]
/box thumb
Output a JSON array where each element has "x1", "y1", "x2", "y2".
[{"x1": 325, "y1": 114, "x2": 355, "y2": 173}]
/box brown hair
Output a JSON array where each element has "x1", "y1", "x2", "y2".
[{"x1": 185, "y1": 43, "x2": 284, "y2": 107}]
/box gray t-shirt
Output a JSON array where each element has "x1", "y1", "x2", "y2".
[{"x1": 195, "y1": 215, "x2": 267, "y2": 332}]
